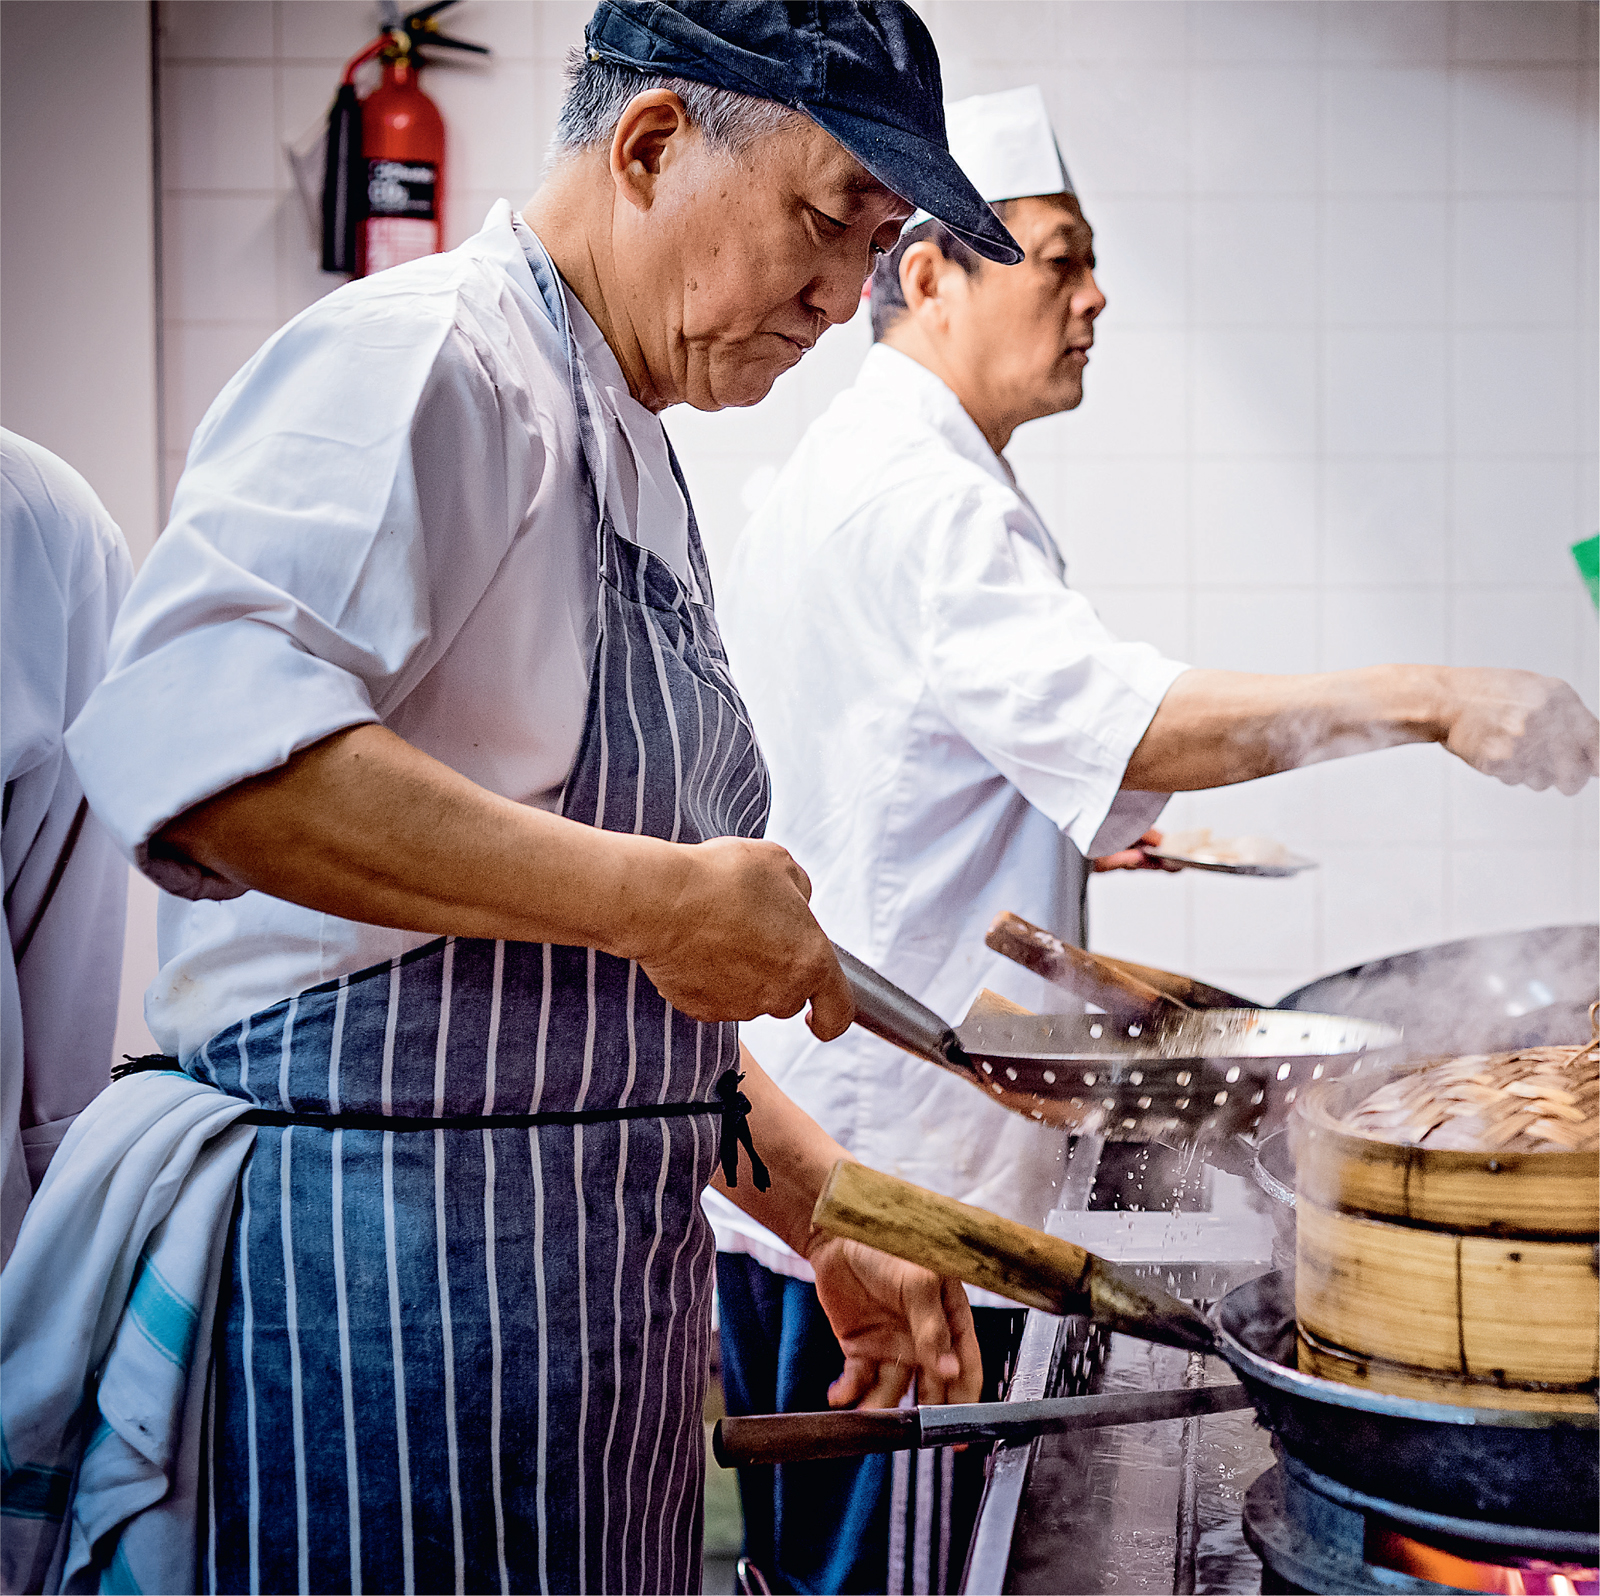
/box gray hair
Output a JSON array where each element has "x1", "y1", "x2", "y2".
[
  {"x1": 869, "y1": 215, "x2": 997, "y2": 340},
  {"x1": 547, "y1": 49, "x2": 802, "y2": 168}
]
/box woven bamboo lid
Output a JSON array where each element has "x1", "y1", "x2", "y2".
[{"x1": 1290, "y1": 1012, "x2": 1599, "y2": 1238}]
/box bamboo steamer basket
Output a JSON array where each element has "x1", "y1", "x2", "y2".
[{"x1": 1289, "y1": 1031, "x2": 1599, "y2": 1415}]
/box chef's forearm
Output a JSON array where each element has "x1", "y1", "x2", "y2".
[
  {"x1": 154, "y1": 723, "x2": 694, "y2": 956},
  {"x1": 708, "y1": 1044, "x2": 850, "y2": 1258},
  {"x1": 1121, "y1": 665, "x2": 1446, "y2": 791}
]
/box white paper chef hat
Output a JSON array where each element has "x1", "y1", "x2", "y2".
[{"x1": 906, "y1": 85, "x2": 1074, "y2": 230}]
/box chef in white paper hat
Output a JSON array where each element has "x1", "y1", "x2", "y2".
[
  {"x1": 911, "y1": 82, "x2": 1074, "y2": 222},
  {"x1": 704, "y1": 84, "x2": 1598, "y2": 1595}
]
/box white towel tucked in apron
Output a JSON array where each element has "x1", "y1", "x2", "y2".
[{"x1": 1, "y1": 1071, "x2": 254, "y2": 1593}]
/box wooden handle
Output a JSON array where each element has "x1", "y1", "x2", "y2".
[
  {"x1": 815, "y1": 1160, "x2": 1091, "y2": 1313},
  {"x1": 813, "y1": 1161, "x2": 1214, "y2": 1354},
  {"x1": 1093, "y1": 955, "x2": 1249, "y2": 1013},
  {"x1": 714, "y1": 1407, "x2": 920, "y2": 1467},
  {"x1": 985, "y1": 912, "x2": 1186, "y2": 1027}
]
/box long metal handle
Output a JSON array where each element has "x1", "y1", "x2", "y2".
[
  {"x1": 713, "y1": 1385, "x2": 1252, "y2": 1466},
  {"x1": 924, "y1": 1384, "x2": 1251, "y2": 1446},
  {"x1": 831, "y1": 944, "x2": 971, "y2": 1073}
]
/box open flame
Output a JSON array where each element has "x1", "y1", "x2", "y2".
[{"x1": 1367, "y1": 1525, "x2": 1598, "y2": 1596}]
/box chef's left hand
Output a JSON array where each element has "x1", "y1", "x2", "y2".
[
  {"x1": 807, "y1": 1234, "x2": 983, "y2": 1409},
  {"x1": 1091, "y1": 828, "x2": 1183, "y2": 873}
]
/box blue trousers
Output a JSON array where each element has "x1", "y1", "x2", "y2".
[{"x1": 716, "y1": 1252, "x2": 1023, "y2": 1595}]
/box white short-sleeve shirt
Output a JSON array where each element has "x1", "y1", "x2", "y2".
[
  {"x1": 66, "y1": 204, "x2": 693, "y2": 1061},
  {"x1": 702, "y1": 344, "x2": 1189, "y2": 1288},
  {"x1": 2, "y1": 431, "x2": 134, "y2": 1260}
]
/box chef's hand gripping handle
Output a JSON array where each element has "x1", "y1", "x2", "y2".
[
  {"x1": 812, "y1": 1161, "x2": 1214, "y2": 1355},
  {"x1": 831, "y1": 944, "x2": 972, "y2": 1074}
]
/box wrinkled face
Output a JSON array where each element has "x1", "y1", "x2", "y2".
[
  {"x1": 614, "y1": 111, "x2": 911, "y2": 410},
  {"x1": 952, "y1": 193, "x2": 1105, "y2": 421}
]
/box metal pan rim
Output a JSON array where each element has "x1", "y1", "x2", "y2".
[{"x1": 1214, "y1": 1274, "x2": 1599, "y2": 1434}]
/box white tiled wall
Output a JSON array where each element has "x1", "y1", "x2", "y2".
[{"x1": 157, "y1": 0, "x2": 1598, "y2": 1003}]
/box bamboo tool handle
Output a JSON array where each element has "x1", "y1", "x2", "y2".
[
  {"x1": 985, "y1": 912, "x2": 1187, "y2": 1027},
  {"x1": 812, "y1": 1161, "x2": 1214, "y2": 1354}
]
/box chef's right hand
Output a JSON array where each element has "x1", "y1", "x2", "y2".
[
  {"x1": 629, "y1": 836, "x2": 855, "y2": 1039},
  {"x1": 1439, "y1": 668, "x2": 1598, "y2": 795}
]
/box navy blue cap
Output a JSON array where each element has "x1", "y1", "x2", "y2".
[{"x1": 583, "y1": 1, "x2": 1023, "y2": 265}]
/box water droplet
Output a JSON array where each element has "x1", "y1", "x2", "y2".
[
  {"x1": 1276, "y1": 1063, "x2": 1291, "y2": 1081},
  {"x1": 1225, "y1": 1065, "x2": 1241, "y2": 1083},
  {"x1": 1089, "y1": 1022, "x2": 1103, "y2": 1039},
  {"x1": 1214, "y1": 1090, "x2": 1229, "y2": 1105},
  {"x1": 1176, "y1": 1070, "x2": 1192, "y2": 1086},
  {"x1": 1137, "y1": 1096, "x2": 1152, "y2": 1110},
  {"x1": 1311, "y1": 1064, "x2": 1325, "y2": 1080},
  {"x1": 1130, "y1": 1070, "x2": 1144, "y2": 1085}
]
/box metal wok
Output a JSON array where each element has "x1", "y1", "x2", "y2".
[
  {"x1": 1277, "y1": 924, "x2": 1599, "y2": 1058},
  {"x1": 1215, "y1": 1270, "x2": 1599, "y2": 1535},
  {"x1": 808, "y1": 1165, "x2": 1598, "y2": 1539},
  {"x1": 833, "y1": 944, "x2": 1401, "y2": 1144}
]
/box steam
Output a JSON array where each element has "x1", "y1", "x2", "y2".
[{"x1": 1277, "y1": 925, "x2": 1598, "y2": 1061}]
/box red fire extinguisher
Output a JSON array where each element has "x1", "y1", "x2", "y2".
[{"x1": 321, "y1": 1, "x2": 487, "y2": 278}]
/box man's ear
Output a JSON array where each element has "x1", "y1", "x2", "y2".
[
  {"x1": 898, "y1": 241, "x2": 957, "y2": 323},
  {"x1": 609, "y1": 90, "x2": 691, "y2": 211}
]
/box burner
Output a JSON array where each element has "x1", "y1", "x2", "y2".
[
  {"x1": 1245, "y1": 1456, "x2": 1600, "y2": 1596},
  {"x1": 1367, "y1": 1524, "x2": 1598, "y2": 1595}
]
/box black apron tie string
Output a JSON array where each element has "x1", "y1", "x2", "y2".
[
  {"x1": 713, "y1": 1068, "x2": 770, "y2": 1192},
  {"x1": 113, "y1": 1056, "x2": 770, "y2": 1190}
]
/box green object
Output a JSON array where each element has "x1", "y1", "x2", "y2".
[
  {"x1": 702, "y1": 1423, "x2": 744, "y2": 1556},
  {"x1": 1574, "y1": 535, "x2": 1600, "y2": 609}
]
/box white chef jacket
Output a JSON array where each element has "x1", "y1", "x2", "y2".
[
  {"x1": 2, "y1": 431, "x2": 133, "y2": 1262},
  {"x1": 66, "y1": 203, "x2": 694, "y2": 1061},
  {"x1": 702, "y1": 344, "x2": 1188, "y2": 1291}
]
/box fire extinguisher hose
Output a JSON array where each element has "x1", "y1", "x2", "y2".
[{"x1": 321, "y1": 35, "x2": 389, "y2": 273}]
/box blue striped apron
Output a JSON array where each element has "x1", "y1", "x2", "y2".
[{"x1": 195, "y1": 230, "x2": 770, "y2": 1595}]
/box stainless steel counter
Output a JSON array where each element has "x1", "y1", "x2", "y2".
[{"x1": 963, "y1": 1176, "x2": 1278, "y2": 1595}]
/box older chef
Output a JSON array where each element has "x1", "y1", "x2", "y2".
[
  {"x1": 705, "y1": 85, "x2": 1600, "y2": 1594},
  {"x1": 0, "y1": 432, "x2": 132, "y2": 1263},
  {"x1": 0, "y1": 9, "x2": 1023, "y2": 1594}
]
